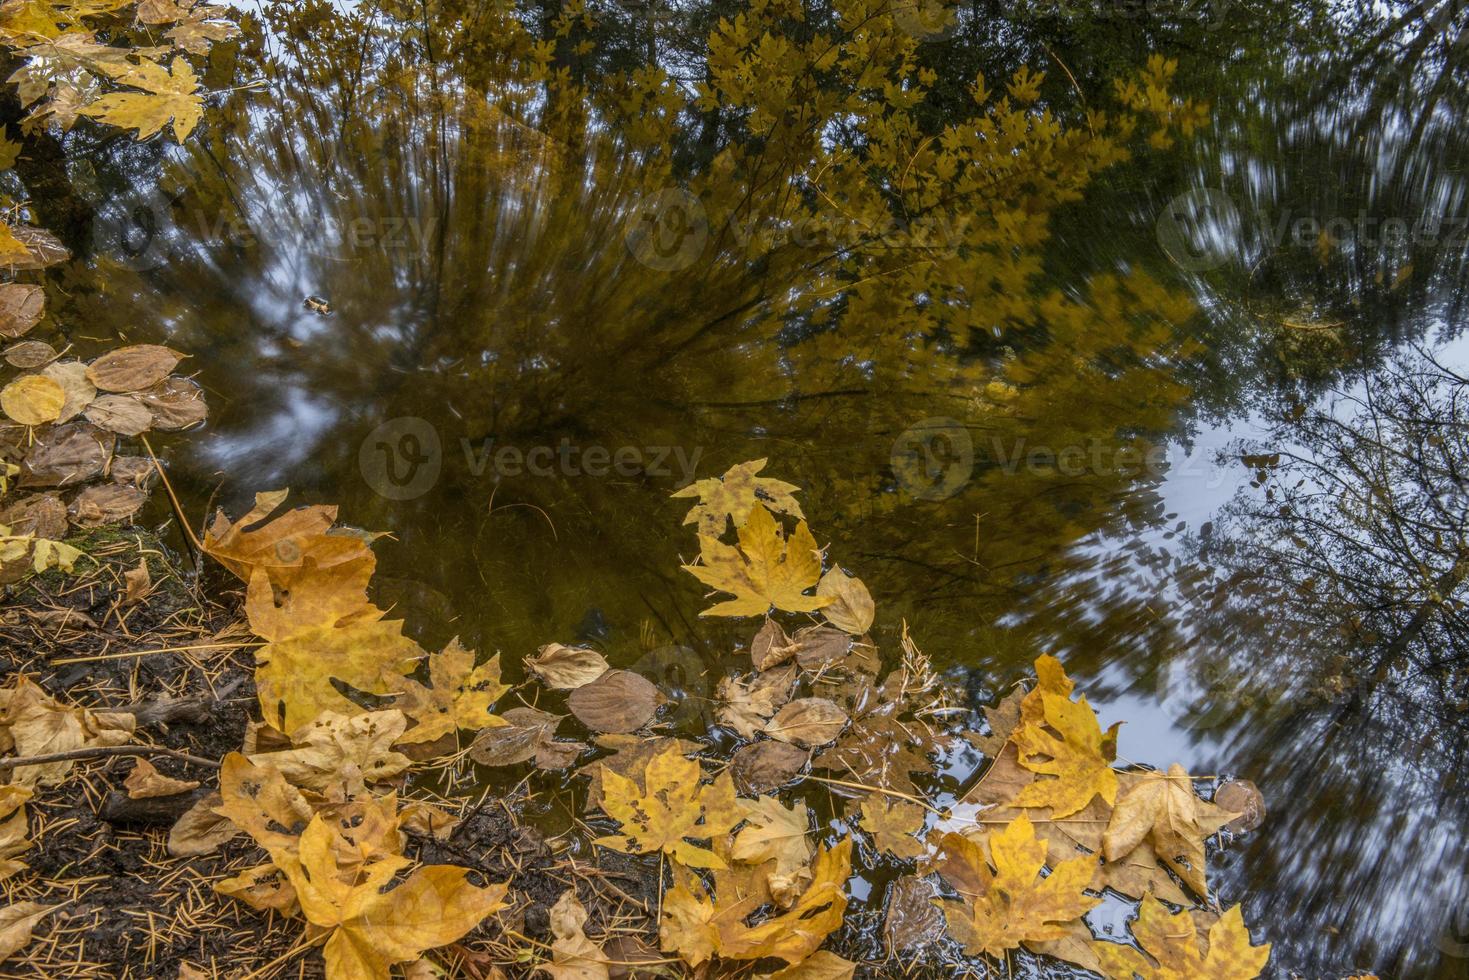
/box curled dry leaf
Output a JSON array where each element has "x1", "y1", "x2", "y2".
[
  {"x1": 139, "y1": 376, "x2": 207, "y2": 429},
  {"x1": 1, "y1": 375, "x2": 64, "y2": 425},
  {"x1": 0, "y1": 901, "x2": 60, "y2": 962},
  {"x1": 526, "y1": 642, "x2": 610, "y2": 690},
  {"x1": 121, "y1": 558, "x2": 151, "y2": 604},
  {"x1": 3, "y1": 341, "x2": 58, "y2": 369},
  {"x1": 717, "y1": 664, "x2": 795, "y2": 739},
  {"x1": 0, "y1": 283, "x2": 44, "y2": 339},
  {"x1": 0, "y1": 675, "x2": 135, "y2": 787},
  {"x1": 567, "y1": 669, "x2": 664, "y2": 733},
  {"x1": 730, "y1": 739, "x2": 808, "y2": 795},
  {"x1": 68, "y1": 483, "x2": 147, "y2": 527},
  {"x1": 20, "y1": 422, "x2": 112, "y2": 487},
  {"x1": 123, "y1": 757, "x2": 201, "y2": 799},
  {"x1": 39, "y1": 361, "x2": 96, "y2": 423},
  {"x1": 817, "y1": 568, "x2": 874, "y2": 635},
  {"x1": 763, "y1": 697, "x2": 847, "y2": 748},
  {"x1": 751, "y1": 618, "x2": 796, "y2": 670},
  {"x1": 84, "y1": 393, "x2": 153, "y2": 435},
  {"x1": 85, "y1": 344, "x2": 183, "y2": 392}
]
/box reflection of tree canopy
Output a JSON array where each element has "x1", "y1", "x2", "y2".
[{"x1": 55, "y1": 0, "x2": 1211, "y2": 658}]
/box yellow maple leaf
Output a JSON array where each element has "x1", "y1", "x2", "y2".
[
  {"x1": 255, "y1": 619, "x2": 423, "y2": 732},
  {"x1": 278, "y1": 814, "x2": 509, "y2": 980},
  {"x1": 682, "y1": 503, "x2": 830, "y2": 617},
  {"x1": 858, "y1": 792, "x2": 926, "y2": 860},
  {"x1": 1093, "y1": 898, "x2": 1269, "y2": 980},
  {"x1": 671, "y1": 458, "x2": 805, "y2": 536},
  {"x1": 593, "y1": 743, "x2": 740, "y2": 868},
  {"x1": 1012, "y1": 689, "x2": 1120, "y2": 818},
  {"x1": 1102, "y1": 764, "x2": 1236, "y2": 898},
  {"x1": 393, "y1": 639, "x2": 510, "y2": 744},
  {"x1": 932, "y1": 815, "x2": 1100, "y2": 959},
  {"x1": 660, "y1": 838, "x2": 852, "y2": 967},
  {"x1": 79, "y1": 57, "x2": 203, "y2": 140},
  {"x1": 730, "y1": 795, "x2": 813, "y2": 906}
]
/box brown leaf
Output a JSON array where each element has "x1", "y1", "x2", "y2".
[
  {"x1": 108, "y1": 456, "x2": 157, "y2": 489},
  {"x1": 717, "y1": 665, "x2": 795, "y2": 739},
  {"x1": 816, "y1": 568, "x2": 874, "y2": 635},
  {"x1": 167, "y1": 791, "x2": 240, "y2": 857},
  {"x1": 38, "y1": 361, "x2": 96, "y2": 423},
  {"x1": 750, "y1": 618, "x2": 796, "y2": 670},
  {"x1": 3, "y1": 341, "x2": 58, "y2": 369},
  {"x1": 139, "y1": 376, "x2": 207, "y2": 430},
  {"x1": 0, "y1": 493, "x2": 66, "y2": 540},
  {"x1": 882, "y1": 875, "x2": 943, "y2": 950},
  {"x1": 0, "y1": 284, "x2": 44, "y2": 339},
  {"x1": 469, "y1": 706, "x2": 585, "y2": 769},
  {"x1": 1102, "y1": 764, "x2": 1235, "y2": 897},
  {"x1": 858, "y1": 793, "x2": 926, "y2": 859},
  {"x1": 121, "y1": 559, "x2": 152, "y2": 605},
  {"x1": 85, "y1": 345, "x2": 184, "y2": 392},
  {"x1": 1215, "y1": 779, "x2": 1266, "y2": 833},
  {"x1": 20, "y1": 422, "x2": 112, "y2": 487},
  {"x1": 0, "y1": 901, "x2": 60, "y2": 962},
  {"x1": 525, "y1": 643, "x2": 610, "y2": 690},
  {"x1": 763, "y1": 698, "x2": 847, "y2": 748},
  {"x1": 4, "y1": 226, "x2": 71, "y2": 270},
  {"x1": 730, "y1": 739, "x2": 808, "y2": 795},
  {"x1": 567, "y1": 670, "x2": 664, "y2": 733},
  {"x1": 761, "y1": 950, "x2": 856, "y2": 979},
  {"x1": 123, "y1": 758, "x2": 201, "y2": 799},
  {"x1": 68, "y1": 483, "x2": 146, "y2": 527},
  {"x1": 84, "y1": 393, "x2": 153, "y2": 435},
  {"x1": 792, "y1": 625, "x2": 850, "y2": 670}
]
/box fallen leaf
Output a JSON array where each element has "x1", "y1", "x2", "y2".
[
  {"x1": 525, "y1": 643, "x2": 610, "y2": 690},
  {"x1": 398, "y1": 800, "x2": 461, "y2": 839},
  {"x1": 79, "y1": 59, "x2": 204, "y2": 141},
  {"x1": 124, "y1": 757, "x2": 200, "y2": 799},
  {"x1": 1013, "y1": 690, "x2": 1120, "y2": 819},
  {"x1": 0, "y1": 675, "x2": 135, "y2": 787},
  {"x1": 542, "y1": 889, "x2": 610, "y2": 980},
  {"x1": 1214, "y1": 779, "x2": 1266, "y2": 833},
  {"x1": 394, "y1": 640, "x2": 510, "y2": 744},
  {"x1": 791, "y1": 626, "x2": 850, "y2": 671},
  {"x1": 83, "y1": 393, "x2": 153, "y2": 435},
  {"x1": 250, "y1": 710, "x2": 413, "y2": 792},
  {"x1": 167, "y1": 791, "x2": 240, "y2": 856},
  {"x1": 469, "y1": 706, "x2": 585, "y2": 769},
  {"x1": 763, "y1": 698, "x2": 846, "y2": 748},
  {"x1": 816, "y1": 568, "x2": 874, "y2": 635},
  {"x1": 577, "y1": 734, "x2": 703, "y2": 813},
  {"x1": 730, "y1": 739, "x2": 808, "y2": 795},
  {"x1": 717, "y1": 665, "x2": 795, "y2": 739},
  {"x1": 731, "y1": 795, "x2": 813, "y2": 905},
  {"x1": 594, "y1": 743, "x2": 740, "y2": 868},
  {"x1": 1092, "y1": 898, "x2": 1269, "y2": 979},
  {"x1": 68, "y1": 483, "x2": 146, "y2": 526},
  {"x1": 1, "y1": 226, "x2": 70, "y2": 270},
  {"x1": 1, "y1": 375, "x2": 64, "y2": 425},
  {"x1": 858, "y1": 793, "x2": 925, "y2": 859},
  {"x1": 0, "y1": 902, "x2": 59, "y2": 962},
  {"x1": 3, "y1": 340, "x2": 57, "y2": 369},
  {"x1": 0, "y1": 801, "x2": 32, "y2": 881},
  {"x1": 0, "y1": 492, "x2": 66, "y2": 539},
  {"x1": 932, "y1": 815, "x2": 1100, "y2": 959},
  {"x1": 881, "y1": 875, "x2": 943, "y2": 950},
  {"x1": 750, "y1": 618, "x2": 797, "y2": 670},
  {"x1": 138, "y1": 376, "x2": 207, "y2": 429},
  {"x1": 254, "y1": 618, "x2": 422, "y2": 732},
  {"x1": 19, "y1": 422, "x2": 111, "y2": 487},
  {"x1": 567, "y1": 670, "x2": 664, "y2": 733},
  {"x1": 682, "y1": 503, "x2": 830, "y2": 617},
  {"x1": 85, "y1": 344, "x2": 184, "y2": 393},
  {"x1": 760, "y1": 951, "x2": 856, "y2": 979},
  {"x1": 1102, "y1": 764, "x2": 1234, "y2": 898},
  {"x1": 0, "y1": 284, "x2": 44, "y2": 339},
  {"x1": 121, "y1": 558, "x2": 151, "y2": 604},
  {"x1": 671, "y1": 458, "x2": 804, "y2": 536},
  {"x1": 37, "y1": 361, "x2": 95, "y2": 423}
]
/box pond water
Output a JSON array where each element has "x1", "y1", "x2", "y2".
[{"x1": 39, "y1": 1, "x2": 1469, "y2": 975}]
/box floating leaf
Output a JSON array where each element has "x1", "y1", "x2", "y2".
[
  {"x1": 730, "y1": 739, "x2": 808, "y2": 795},
  {"x1": 138, "y1": 376, "x2": 207, "y2": 429},
  {"x1": 394, "y1": 640, "x2": 510, "y2": 744},
  {"x1": 1012, "y1": 690, "x2": 1120, "y2": 819},
  {"x1": 717, "y1": 664, "x2": 795, "y2": 739},
  {"x1": 731, "y1": 795, "x2": 813, "y2": 906},
  {"x1": 83, "y1": 393, "x2": 153, "y2": 435},
  {"x1": 858, "y1": 793, "x2": 926, "y2": 859},
  {"x1": 671, "y1": 458, "x2": 804, "y2": 536},
  {"x1": 1, "y1": 375, "x2": 64, "y2": 425},
  {"x1": 68, "y1": 482, "x2": 146, "y2": 526},
  {"x1": 85, "y1": 344, "x2": 183, "y2": 392},
  {"x1": 816, "y1": 568, "x2": 874, "y2": 635},
  {"x1": 468, "y1": 706, "x2": 585, "y2": 769},
  {"x1": 1092, "y1": 898, "x2": 1269, "y2": 980},
  {"x1": 593, "y1": 743, "x2": 740, "y2": 868},
  {"x1": 0, "y1": 284, "x2": 44, "y2": 339},
  {"x1": 38, "y1": 361, "x2": 96, "y2": 423},
  {"x1": 525, "y1": 642, "x2": 610, "y2": 690},
  {"x1": 19, "y1": 422, "x2": 111, "y2": 486},
  {"x1": 3, "y1": 340, "x2": 57, "y2": 368},
  {"x1": 79, "y1": 58, "x2": 204, "y2": 141},
  {"x1": 882, "y1": 875, "x2": 944, "y2": 950},
  {"x1": 682, "y1": 503, "x2": 830, "y2": 617},
  {"x1": 750, "y1": 618, "x2": 797, "y2": 670},
  {"x1": 763, "y1": 697, "x2": 846, "y2": 748},
  {"x1": 1102, "y1": 764, "x2": 1235, "y2": 898},
  {"x1": 567, "y1": 669, "x2": 664, "y2": 733}
]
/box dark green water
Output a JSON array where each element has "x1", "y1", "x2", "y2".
[{"x1": 40, "y1": 0, "x2": 1469, "y2": 975}]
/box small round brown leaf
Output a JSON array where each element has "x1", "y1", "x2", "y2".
[
  {"x1": 1, "y1": 375, "x2": 64, "y2": 425},
  {"x1": 4, "y1": 340, "x2": 58, "y2": 369},
  {"x1": 85, "y1": 394, "x2": 154, "y2": 435},
  {"x1": 1215, "y1": 779, "x2": 1266, "y2": 833},
  {"x1": 525, "y1": 643, "x2": 611, "y2": 690},
  {"x1": 793, "y1": 626, "x2": 851, "y2": 670},
  {"x1": 567, "y1": 669, "x2": 664, "y2": 733},
  {"x1": 85, "y1": 345, "x2": 183, "y2": 392},
  {"x1": 0, "y1": 283, "x2": 45, "y2": 339},
  {"x1": 69, "y1": 483, "x2": 146, "y2": 527},
  {"x1": 730, "y1": 739, "x2": 808, "y2": 795},
  {"x1": 763, "y1": 697, "x2": 847, "y2": 748},
  {"x1": 139, "y1": 376, "x2": 207, "y2": 430}
]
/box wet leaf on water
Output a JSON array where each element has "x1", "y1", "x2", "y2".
[
  {"x1": 759, "y1": 950, "x2": 856, "y2": 979},
  {"x1": 469, "y1": 706, "x2": 586, "y2": 770},
  {"x1": 816, "y1": 568, "x2": 874, "y2": 635},
  {"x1": 682, "y1": 502, "x2": 830, "y2": 618},
  {"x1": 1028, "y1": 919, "x2": 1104, "y2": 975},
  {"x1": 38, "y1": 360, "x2": 96, "y2": 423},
  {"x1": 1013, "y1": 688, "x2": 1121, "y2": 819},
  {"x1": 730, "y1": 739, "x2": 809, "y2": 796},
  {"x1": 593, "y1": 743, "x2": 740, "y2": 868},
  {"x1": 932, "y1": 816, "x2": 1099, "y2": 959},
  {"x1": 0, "y1": 493, "x2": 65, "y2": 540},
  {"x1": 138, "y1": 376, "x2": 207, "y2": 429},
  {"x1": 1214, "y1": 778, "x2": 1266, "y2": 833},
  {"x1": 881, "y1": 875, "x2": 944, "y2": 950},
  {"x1": 965, "y1": 687, "x2": 1023, "y2": 757},
  {"x1": 19, "y1": 422, "x2": 112, "y2": 487},
  {"x1": 2, "y1": 226, "x2": 71, "y2": 270},
  {"x1": 671, "y1": 457, "x2": 804, "y2": 537},
  {"x1": 567, "y1": 669, "x2": 664, "y2": 733},
  {"x1": 1, "y1": 375, "x2": 62, "y2": 425},
  {"x1": 0, "y1": 284, "x2": 44, "y2": 339},
  {"x1": 577, "y1": 734, "x2": 703, "y2": 813},
  {"x1": 763, "y1": 697, "x2": 846, "y2": 748},
  {"x1": 255, "y1": 618, "x2": 422, "y2": 733},
  {"x1": 525, "y1": 642, "x2": 610, "y2": 690},
  {"x1": 3, "y1": 340, "x2": 57, "y2": 369},
  {"x1": 751, "y1": 617, "x2": 797, "y2": 670},
  {"x1": 716, "y1": 664, "x2": 795, "y2": 739},
  {"x1": 1102, "y1": 764, "x2": 1235, "y2": 898},
  {"x1": 78, "y1": 59, "x2": 205, "y2": 141},
  {"x1": 84, "y1": 393, "x2": 153, "y2": 435},
  {"x1": 85, "y1": 344, "x2": 184, "y2": 393},
  {"x1": 1091, "y1": 898, "x2": 1269, "y2": 980},
  {"x1": 68, "y1": 482, "x2": 146, "y2": 526},
  {"x1": 123, "y1": 758, "x2": 201, "y2": 799},
  {"x1": 731, "y1": 795, "x2": 813, "y2": 906},
  {"x1": 858, "y1": 792, "x2": 926, "y2": 859},
  {"x1": 393, "y1": 639, "x2": 510, "y2": 744},
  {"x1": 108, "y1": 455, "x2": 157, "y2": 489},
  {"x1": 792, "y1": 625, "x2": 850, "y2": 671}
]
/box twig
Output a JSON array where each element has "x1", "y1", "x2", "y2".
[
  {"x1": 0, "y1": 744, "x2": 218, "y2": 773},
  {"x1": 805, "y1": 775, "x2": 947, "y2": 816}
]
